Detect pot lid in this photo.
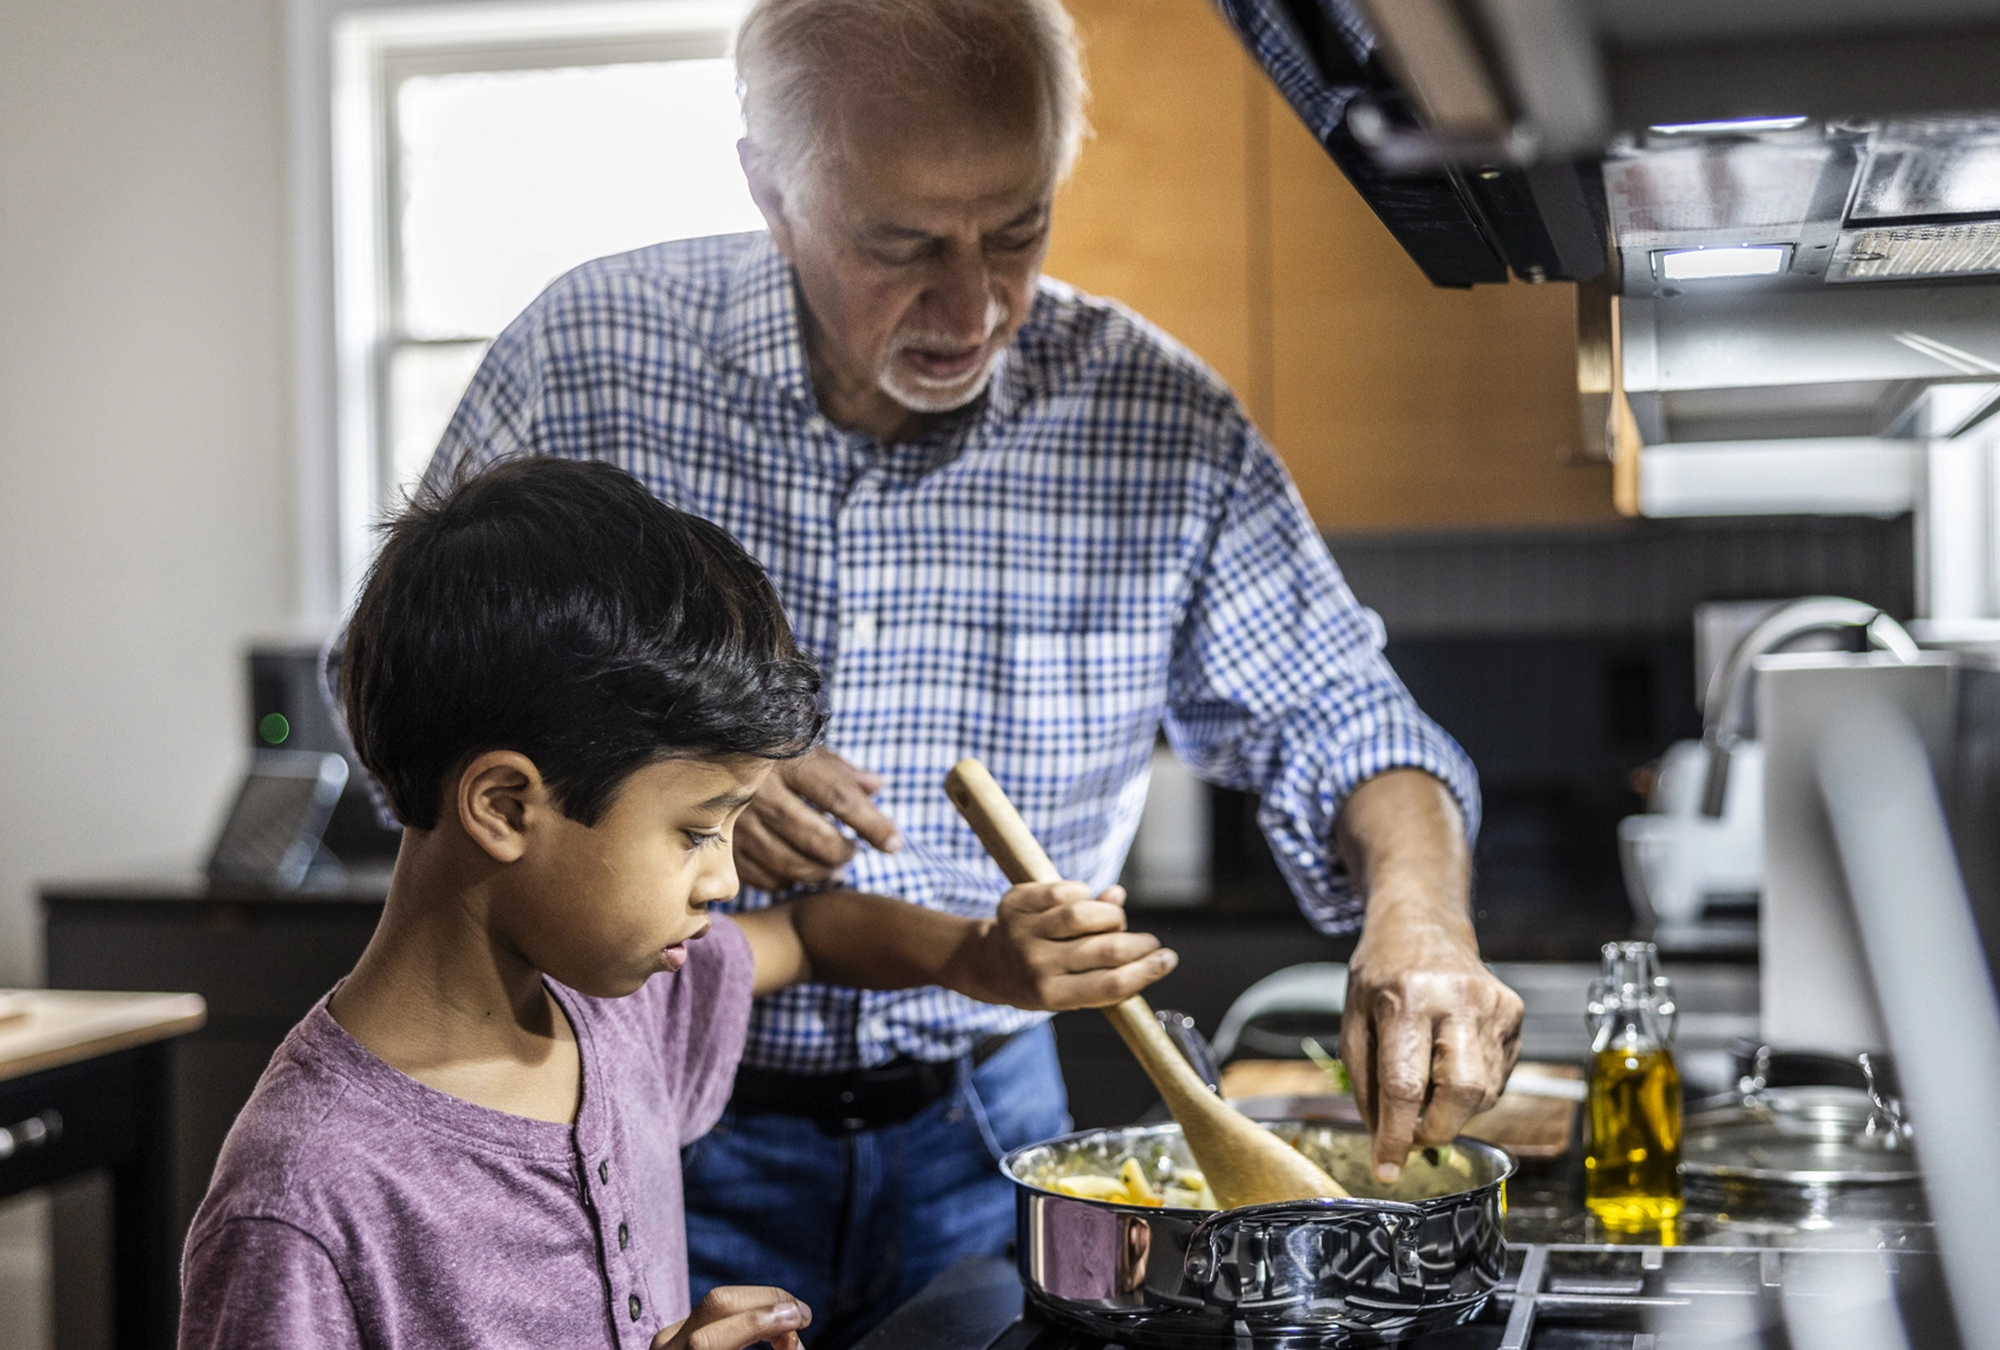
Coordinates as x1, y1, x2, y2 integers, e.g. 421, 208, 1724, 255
1683, 1086, 1922, 1186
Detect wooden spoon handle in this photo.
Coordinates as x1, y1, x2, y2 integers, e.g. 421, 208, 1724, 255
943, 758, 1350, 1206
946, 758, 1173, 1073
943, 758, 1062, 885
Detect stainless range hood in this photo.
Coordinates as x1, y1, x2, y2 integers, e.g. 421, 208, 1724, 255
1215, 0, 2000, 543
1213, 0, 2000, 293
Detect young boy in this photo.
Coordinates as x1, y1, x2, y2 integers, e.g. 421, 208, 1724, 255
179, 458, 1175, 1350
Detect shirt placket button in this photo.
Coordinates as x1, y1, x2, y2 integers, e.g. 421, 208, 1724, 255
629, 1293, 642, 1322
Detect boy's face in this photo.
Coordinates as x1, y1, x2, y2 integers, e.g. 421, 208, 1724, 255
498, 755, 774, 998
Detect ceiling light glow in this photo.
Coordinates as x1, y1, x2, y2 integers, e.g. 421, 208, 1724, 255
1649, 116, 1811, 135
1658, 246, 1790, 281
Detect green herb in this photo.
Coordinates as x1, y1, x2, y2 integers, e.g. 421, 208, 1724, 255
1300, 1037, 1352, 1093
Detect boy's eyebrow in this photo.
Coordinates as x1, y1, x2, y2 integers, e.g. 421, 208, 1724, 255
698, 787, 759, 812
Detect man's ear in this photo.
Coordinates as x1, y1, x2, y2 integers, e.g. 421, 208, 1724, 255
739, 138, 796, 259
454, 751, 543, 863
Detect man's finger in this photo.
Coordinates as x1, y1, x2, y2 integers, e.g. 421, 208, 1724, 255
1339, 1006, 1377, 1131
786, 751, 904, 853
1367, 1009, 1434, 1182
749, 777, 857, 870
734, 813, 841, 889
1413, 1019, 1496, 1146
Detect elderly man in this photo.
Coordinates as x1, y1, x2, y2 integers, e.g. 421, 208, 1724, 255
422, 0, 1523, 1342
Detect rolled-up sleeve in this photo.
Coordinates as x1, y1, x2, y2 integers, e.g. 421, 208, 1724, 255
1164, 422, 1479, 935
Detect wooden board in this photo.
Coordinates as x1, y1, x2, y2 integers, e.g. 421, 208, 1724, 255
0, 989, 207, 1082
1219, 1059, 1583, 1159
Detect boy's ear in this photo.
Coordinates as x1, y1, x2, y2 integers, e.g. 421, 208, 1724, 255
455, 751, 544, 863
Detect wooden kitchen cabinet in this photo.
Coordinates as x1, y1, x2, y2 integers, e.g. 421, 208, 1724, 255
1043, 0, 1616, 530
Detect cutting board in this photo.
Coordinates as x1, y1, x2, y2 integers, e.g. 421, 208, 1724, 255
1218, 1059, 1584, 1159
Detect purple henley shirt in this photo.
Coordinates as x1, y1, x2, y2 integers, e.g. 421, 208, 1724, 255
179, 915, 754, 1350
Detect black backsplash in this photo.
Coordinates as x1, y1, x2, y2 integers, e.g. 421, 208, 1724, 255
1184, 514, 1918, 963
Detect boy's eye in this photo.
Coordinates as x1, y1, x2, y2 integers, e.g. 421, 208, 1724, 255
684, 829, 726, 851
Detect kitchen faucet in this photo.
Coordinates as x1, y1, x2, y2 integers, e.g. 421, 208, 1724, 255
1699, 596, 1919, 818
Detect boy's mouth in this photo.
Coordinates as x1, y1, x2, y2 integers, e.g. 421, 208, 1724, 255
658, 920, 712, 972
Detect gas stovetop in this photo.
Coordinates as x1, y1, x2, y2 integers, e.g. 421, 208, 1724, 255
856, 1246, 1961, 1350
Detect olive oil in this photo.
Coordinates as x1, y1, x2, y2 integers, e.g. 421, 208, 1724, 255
1585, 1042, 1683, 1228
1583, 942, 1683, 1232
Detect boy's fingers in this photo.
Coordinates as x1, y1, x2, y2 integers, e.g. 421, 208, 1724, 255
1000, 880, 1093, 917
1021, 895, 1130, 939
674, 1288, 811, 1350
1048, 930, 1161, 972
684, 1305, 808, 1350
1040, 948, 1179, 1008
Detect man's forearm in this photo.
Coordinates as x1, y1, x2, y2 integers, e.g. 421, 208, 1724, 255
1334, 767, 1523, 1179
1334, 768, 1472, 931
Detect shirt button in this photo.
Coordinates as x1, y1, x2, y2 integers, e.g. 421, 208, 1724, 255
598, 1160, 610, 1184
618, 1223, 630, 1251
849, 613, 877, 646
629, 1293, 642, 1321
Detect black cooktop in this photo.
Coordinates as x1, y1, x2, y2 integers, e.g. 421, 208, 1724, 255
854, 1246, 1962, 1350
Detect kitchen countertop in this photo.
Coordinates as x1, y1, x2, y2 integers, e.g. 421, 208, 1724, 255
0, 989, 207, 1081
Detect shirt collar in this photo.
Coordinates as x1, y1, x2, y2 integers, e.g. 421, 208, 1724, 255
715, 232, 817, 410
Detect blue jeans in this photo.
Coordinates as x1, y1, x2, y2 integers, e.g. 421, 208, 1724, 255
683, 1024, 1069, 1350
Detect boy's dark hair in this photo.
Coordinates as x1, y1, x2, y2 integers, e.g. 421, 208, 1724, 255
342, 457, 824, 830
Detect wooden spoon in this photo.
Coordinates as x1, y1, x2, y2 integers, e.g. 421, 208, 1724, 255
944, 758, 1349, 1207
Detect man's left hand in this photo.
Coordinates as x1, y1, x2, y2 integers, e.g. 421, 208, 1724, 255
1333, 769, 1524, 1182
1339, 894, 1522, 1182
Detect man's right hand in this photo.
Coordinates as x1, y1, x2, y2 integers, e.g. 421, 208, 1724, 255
734, 748, 905, 892
650, 1287, 811, 1350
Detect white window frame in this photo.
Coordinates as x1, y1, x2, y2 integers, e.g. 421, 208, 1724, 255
288, 0, 748, 624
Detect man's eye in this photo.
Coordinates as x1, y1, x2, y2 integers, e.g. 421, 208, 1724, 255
870, 241, 934, 266
988, 231, 1044, 254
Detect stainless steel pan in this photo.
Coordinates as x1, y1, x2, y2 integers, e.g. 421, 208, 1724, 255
1003, 1120, 1513, 1347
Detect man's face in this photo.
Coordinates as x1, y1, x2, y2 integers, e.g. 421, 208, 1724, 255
500, 755, 772, 998
748, 91, 1054, 436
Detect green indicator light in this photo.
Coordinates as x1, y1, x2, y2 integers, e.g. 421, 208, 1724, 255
259, 712, 291, 745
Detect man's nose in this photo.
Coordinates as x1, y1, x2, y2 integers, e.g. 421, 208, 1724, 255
927, 249, 996, 342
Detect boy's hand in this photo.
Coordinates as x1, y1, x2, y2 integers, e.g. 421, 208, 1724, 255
651, 1287, 811, 1350
951, 881, 1178, 1010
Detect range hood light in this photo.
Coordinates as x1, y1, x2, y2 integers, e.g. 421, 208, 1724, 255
1657, 246, 1791, 281
1648, 116, 1811, 136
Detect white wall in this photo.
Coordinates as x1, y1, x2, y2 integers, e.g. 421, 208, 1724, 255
0, 0, 294, 987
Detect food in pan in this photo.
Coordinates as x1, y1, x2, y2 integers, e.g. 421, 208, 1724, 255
1052, 1158, 1218, 1209
1022, 1124, 1486, 1210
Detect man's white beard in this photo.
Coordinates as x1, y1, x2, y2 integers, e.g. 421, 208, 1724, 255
876, 297, 1011, 413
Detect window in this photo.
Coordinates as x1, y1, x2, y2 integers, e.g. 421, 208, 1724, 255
328, 1, 757, 599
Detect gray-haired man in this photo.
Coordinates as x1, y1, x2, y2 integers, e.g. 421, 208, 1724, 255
423, 0, 1524, 1342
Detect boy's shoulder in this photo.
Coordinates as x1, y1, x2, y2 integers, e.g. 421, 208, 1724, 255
183, 1002, 447, 1247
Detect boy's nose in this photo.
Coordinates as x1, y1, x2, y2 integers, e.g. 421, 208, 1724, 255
694, 853, 741, 904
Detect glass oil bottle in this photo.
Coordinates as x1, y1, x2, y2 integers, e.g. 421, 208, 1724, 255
1584, 941, 1683, 1230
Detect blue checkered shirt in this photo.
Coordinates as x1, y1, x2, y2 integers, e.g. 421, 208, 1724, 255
425, 231, 1478, 1073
